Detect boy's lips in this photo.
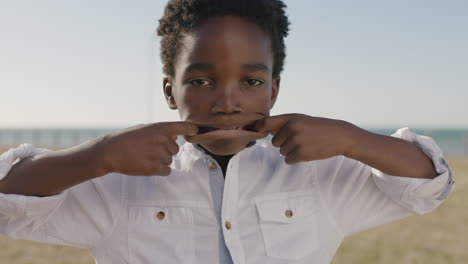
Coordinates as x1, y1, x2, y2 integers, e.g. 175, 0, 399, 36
184, 129, 267, 143
196, 123, 257, 134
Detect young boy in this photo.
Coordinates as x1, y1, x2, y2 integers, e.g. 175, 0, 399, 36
0, 0, 454, 263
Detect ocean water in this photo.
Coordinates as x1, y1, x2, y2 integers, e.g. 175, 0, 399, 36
370, 128, 468, 156
0, 128, 118, 149
0, 128, 467, 156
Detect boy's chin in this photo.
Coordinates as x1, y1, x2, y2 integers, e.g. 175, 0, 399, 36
201, 140, 250, 156
198, 138, 254, 155
184, 131, 268, 155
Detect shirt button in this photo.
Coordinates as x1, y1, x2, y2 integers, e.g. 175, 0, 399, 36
225, 221, 232, 230
285, 209, 293, 218
156, 211, 165, 220
208, 161, 217, 170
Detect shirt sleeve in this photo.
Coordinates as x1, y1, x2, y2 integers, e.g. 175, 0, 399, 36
0, 143, 124, 250
315, 128, 454, 237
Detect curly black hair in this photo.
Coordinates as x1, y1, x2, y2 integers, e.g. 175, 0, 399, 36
157, 0, 290, 78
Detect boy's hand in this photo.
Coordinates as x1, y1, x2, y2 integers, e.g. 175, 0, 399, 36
254, 114, 356, 164
97, 122, 198, 176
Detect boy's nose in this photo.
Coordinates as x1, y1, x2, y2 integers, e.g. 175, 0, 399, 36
212, 87, 242, 114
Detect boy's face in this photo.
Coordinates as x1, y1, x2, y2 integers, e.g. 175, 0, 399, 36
164, 16, 280, 155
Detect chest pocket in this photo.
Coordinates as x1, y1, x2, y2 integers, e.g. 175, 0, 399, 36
128, 206, 195, 264
255, 194, 318, 260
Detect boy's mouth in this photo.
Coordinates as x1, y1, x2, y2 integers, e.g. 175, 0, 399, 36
184, 122, 266, 144
197, 123, 257, 134
183, 112, 268, 144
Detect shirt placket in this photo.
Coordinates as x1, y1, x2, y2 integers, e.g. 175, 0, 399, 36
205, 157, 234, 264
220, 154, 246, 264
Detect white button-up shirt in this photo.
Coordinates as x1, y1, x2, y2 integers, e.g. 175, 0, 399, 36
0, 128, 454, 264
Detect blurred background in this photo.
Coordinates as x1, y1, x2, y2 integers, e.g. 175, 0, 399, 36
0, 0, 466, 263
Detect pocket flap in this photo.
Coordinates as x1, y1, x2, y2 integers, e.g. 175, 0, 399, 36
256, 196, 316, 224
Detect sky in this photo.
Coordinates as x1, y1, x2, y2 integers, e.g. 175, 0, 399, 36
0, 0, 467, 129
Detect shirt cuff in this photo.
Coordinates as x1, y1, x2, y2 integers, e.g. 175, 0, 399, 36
371, 127, 454, 214
0, 143, 51, 181
0, 144, 68, 217
0, 191, 68, 218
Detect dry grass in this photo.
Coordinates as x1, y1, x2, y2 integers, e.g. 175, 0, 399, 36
0, 146, 466, 264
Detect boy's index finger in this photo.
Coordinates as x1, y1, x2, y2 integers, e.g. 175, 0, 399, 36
254, 115, 290, 133
162, 121, 199, 136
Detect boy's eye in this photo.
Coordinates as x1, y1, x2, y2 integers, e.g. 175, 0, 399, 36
188, 79, 211, 86
244, 79, 264, 86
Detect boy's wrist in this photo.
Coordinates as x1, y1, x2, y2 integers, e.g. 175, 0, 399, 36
341, 122, 366, 160
88, 135, 113, 178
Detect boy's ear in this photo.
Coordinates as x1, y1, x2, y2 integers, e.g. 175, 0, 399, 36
163, 77, 177, 110
270, 77, 280, 109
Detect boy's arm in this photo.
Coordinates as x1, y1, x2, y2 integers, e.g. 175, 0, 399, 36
0, 139, 121, 248
0, 137, 107, 197
0, 121, 198, 197
254, 114, 439, 179
254, 114, 454, 236
343, 125, 438, 179
315, 126, 453, 236
0, 122, 197, 248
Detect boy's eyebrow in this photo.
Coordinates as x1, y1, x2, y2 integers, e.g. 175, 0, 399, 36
184, 63, 214, 74
183, 63, 270, 74
241, 63, 270, 73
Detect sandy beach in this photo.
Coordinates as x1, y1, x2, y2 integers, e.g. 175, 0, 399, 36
0, 146, 466, 264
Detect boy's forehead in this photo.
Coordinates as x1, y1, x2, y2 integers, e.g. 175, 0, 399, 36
175, 16, 274, 74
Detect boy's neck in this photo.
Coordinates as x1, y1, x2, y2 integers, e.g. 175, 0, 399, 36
197, 145, 233, 177
196, 141, 256, 177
